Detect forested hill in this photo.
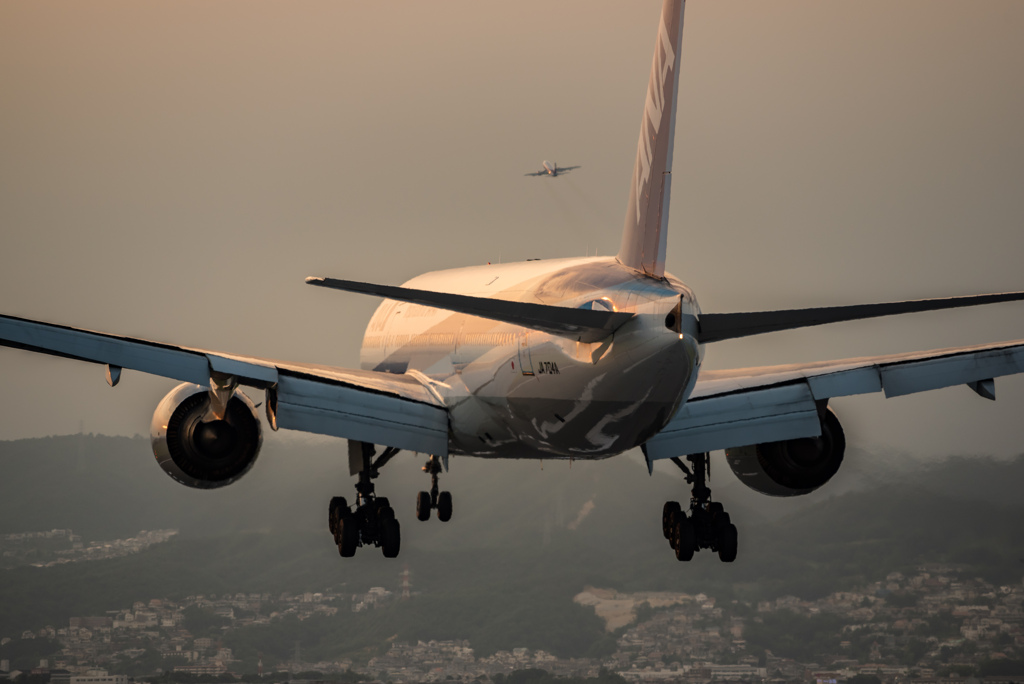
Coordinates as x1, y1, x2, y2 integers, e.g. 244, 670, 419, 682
3, 433, 1023, 540
0, 434, 1022, 639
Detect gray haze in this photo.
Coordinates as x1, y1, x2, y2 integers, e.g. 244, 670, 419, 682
2, 1, 1024, 459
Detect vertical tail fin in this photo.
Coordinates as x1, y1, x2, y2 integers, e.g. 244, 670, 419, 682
617, 0, 686, 278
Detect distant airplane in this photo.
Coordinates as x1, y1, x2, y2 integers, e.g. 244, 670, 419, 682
524, 160, 580, 177
4, 0, 1024, 564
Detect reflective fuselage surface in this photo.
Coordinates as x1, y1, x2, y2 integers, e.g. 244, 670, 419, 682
360, 257, 703, 459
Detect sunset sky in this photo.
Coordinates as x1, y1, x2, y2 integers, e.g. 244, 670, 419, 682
2, 0, 1024, 458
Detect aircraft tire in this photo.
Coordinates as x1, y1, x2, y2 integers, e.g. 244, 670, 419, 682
381, 518, 401, 558
718, 523, 738, 563
437, 491, 453, 522
662, 501, 681, 539
329, 496, 348, 536
714, 510, 731, 534
338, 515, 358, 558
674, 518, 696, 561
668, 510, 686, 550
416, 491, 432, 521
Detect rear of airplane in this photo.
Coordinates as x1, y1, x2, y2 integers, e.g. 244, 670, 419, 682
617, 0, 686, 279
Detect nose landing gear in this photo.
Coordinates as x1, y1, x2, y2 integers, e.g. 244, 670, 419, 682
416, 454, 453, 522
327, 441, 402, 558
662, 453, 738, 563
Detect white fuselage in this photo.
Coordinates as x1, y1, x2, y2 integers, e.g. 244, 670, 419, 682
360, 256, 703, 460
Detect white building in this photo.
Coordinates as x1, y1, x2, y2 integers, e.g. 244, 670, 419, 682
70, 675, 128, 684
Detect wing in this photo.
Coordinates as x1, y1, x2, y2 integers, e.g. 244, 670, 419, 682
643, 338, 1024, 462
557, 166, 581, 174
0, 313, 449, 455
524, 170, 548, 177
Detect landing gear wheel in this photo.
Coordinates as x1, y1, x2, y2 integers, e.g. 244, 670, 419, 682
668, 509, 685, 550
381, 518, 401, 558
717, 523, 738, 563
714, 511, 731, 537
329, 496, 348, 537
416, 491, 432, 521
375, 498, 393, 522
334, 442, 403, 559
337, 515, 358, 558
673, 517, 696, 561
663, 454, 741, 562
437, 491, 453, 522
662, 501, 681, 539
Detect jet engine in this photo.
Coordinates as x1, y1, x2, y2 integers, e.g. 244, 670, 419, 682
150, 382, 263, 489
725, 407, 845, 497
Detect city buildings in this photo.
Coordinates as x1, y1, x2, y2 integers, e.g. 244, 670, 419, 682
1, 566, 1021, 683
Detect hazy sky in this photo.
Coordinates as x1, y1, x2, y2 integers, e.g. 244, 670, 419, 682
2, 1, 1024, 459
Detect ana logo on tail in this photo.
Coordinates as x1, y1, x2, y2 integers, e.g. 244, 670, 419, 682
619, 0, 685, 278
634, 14, 678, 222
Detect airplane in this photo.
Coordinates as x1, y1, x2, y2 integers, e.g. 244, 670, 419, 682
4, 0, 1024, 563
524, 160, 580, 177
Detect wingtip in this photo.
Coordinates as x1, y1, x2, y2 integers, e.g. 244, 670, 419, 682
305, 276, 324, 285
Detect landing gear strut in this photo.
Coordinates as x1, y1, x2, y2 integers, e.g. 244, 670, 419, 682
327, 441, 402, 558
662, 453, 738, 563
416, 455, 453, 522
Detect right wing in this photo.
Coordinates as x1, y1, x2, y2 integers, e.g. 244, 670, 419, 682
643, 338, 1024, 462
0, 313, 449, 455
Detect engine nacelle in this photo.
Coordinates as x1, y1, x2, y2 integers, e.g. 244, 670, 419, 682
725, 407, 846, 497
150, 382, 263, 489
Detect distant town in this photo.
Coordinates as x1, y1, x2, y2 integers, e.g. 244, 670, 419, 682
0, 530, 178, 569
1, 545, 1022, 684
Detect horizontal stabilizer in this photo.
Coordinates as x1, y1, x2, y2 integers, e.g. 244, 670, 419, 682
305, 276, 634, 343
698, 291, 1024, 343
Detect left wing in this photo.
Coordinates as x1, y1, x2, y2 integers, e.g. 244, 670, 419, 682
643, 338, 1024, 461
0, 313, 449, 455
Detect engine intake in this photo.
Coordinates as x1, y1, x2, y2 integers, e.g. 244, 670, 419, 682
151, 383, 263, 489
725, 407, 845, 497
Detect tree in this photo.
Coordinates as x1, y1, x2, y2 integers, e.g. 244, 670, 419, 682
847, 675, 882, 684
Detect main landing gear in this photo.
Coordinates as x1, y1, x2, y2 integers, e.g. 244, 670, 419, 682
416, 454, 453, 522
328, 441, 402, 558
662, 453, 738, 563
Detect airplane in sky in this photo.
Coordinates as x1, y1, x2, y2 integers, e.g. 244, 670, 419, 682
524, 160, 580, 177
4, 0, 1024, 563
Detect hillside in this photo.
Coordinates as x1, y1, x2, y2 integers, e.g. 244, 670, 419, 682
1, 435, 1023, 650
